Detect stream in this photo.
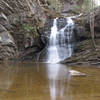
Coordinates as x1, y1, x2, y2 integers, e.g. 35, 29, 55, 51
0, 62, 100, 100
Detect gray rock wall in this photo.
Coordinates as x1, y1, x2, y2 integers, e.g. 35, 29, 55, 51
0, 25, 17, 60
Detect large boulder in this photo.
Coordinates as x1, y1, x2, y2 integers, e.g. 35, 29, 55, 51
0, 25, 18, 60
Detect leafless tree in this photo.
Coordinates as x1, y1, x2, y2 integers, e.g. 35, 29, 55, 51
90, 0, 96, 48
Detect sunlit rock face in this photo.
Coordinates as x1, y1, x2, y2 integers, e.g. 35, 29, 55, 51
0, 25, 17, 60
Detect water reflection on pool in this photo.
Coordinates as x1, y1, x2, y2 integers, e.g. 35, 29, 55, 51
47, 64, 71, 100
0, 62, 100, 100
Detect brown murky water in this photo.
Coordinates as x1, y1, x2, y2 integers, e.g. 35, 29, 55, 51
0, 62, 100, 100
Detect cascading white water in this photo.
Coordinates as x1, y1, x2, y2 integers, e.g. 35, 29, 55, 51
47, 18, 60, 63
47, 17, 74, 63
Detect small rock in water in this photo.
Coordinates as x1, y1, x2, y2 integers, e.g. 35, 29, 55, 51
69, 70, 86, 76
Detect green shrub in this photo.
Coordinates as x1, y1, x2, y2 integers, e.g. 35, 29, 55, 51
24, 24, 39, 38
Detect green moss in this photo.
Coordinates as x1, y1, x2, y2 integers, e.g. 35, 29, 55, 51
24, 24, 39, 38
33, 26, 39, 38
24, 24, 34, 32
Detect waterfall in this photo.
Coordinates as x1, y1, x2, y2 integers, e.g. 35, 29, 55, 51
47, 18, 60, 63
47, 17, 74, 63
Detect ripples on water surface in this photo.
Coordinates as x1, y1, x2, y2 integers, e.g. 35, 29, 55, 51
0, 62, 100, 100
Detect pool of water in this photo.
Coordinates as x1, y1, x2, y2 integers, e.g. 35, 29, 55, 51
0, 62, 100, 100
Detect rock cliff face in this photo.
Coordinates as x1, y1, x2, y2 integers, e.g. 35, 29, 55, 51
0, 0, 100, 62
0, 25, 17, 60
63, 7, 100, 64
0, 0, 47, 60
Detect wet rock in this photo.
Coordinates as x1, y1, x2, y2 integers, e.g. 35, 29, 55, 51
19, 46, 40, 61
74, 25, 89, 41
40, 18, 53, 45
70, 70, 86, 76
94, 7, 100, 32
0, 25, 18, 60
57, 18, 67, 30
